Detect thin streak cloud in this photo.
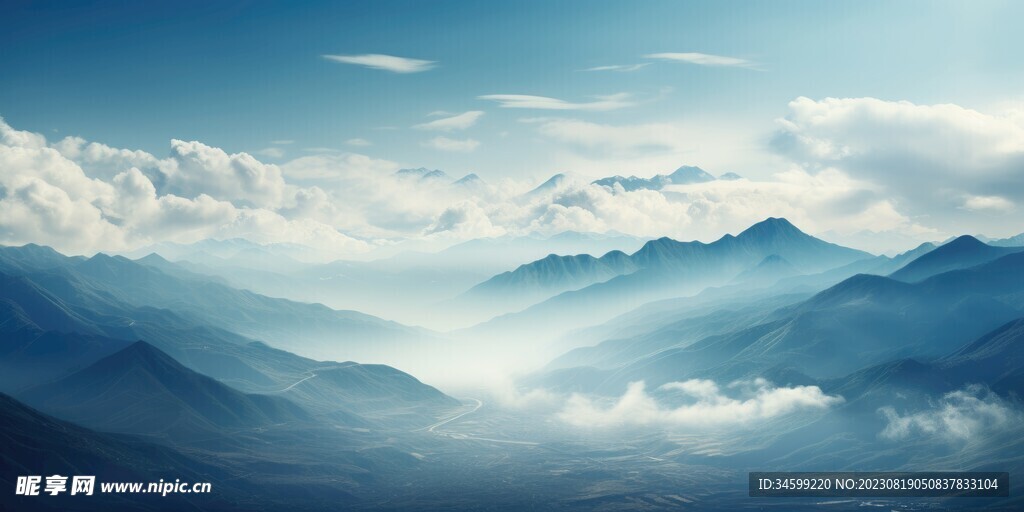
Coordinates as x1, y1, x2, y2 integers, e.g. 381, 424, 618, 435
645, 52, 754, 68
414, 111, 485, 131
322, 53, 436, 73
478, 93, 634, 111
582, 63, 651, 72
422, 136, 480, 152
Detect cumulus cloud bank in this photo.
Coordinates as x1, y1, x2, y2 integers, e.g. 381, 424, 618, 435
0, 117, 369, 255
558, 379, 842, 429
5, 95, 1015, 257
879, 385, 1022, 443
773, 97, 1024, 216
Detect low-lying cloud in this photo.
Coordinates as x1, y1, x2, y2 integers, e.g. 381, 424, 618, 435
558, 379, 843, 429
879, 385, 1021, 443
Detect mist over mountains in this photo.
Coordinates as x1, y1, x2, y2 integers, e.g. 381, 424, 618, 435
6, 1, 1024, 509
4, 217, 1024, 511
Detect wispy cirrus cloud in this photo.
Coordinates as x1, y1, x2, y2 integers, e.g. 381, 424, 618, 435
582, 63, 651, 72
322, 53, 436, 73
255, 147, 285, 158
524, 117, 686, 154
478, 93, 634, 111
345, 138, 371, 147
414, 111, 485, 131
422, 136, 480, 152
645, 52, 755, 68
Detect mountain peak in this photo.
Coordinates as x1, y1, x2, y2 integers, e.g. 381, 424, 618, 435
529, 173, 568, 194
889, 234, 1018, 282
137, 252, 171, 265
454, 173, 483, 185
667, 166, 715, 184
105, 340, 183, 372
395, 167, 450, 181
943, 234, 987, 249
737, 217, 803, 240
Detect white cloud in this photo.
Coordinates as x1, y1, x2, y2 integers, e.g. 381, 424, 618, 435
582, 63, 650, 72
0, 116, 47, 149
282, 153, 398, 181
961, 194, 1014, 212
345, 138, 371, 147
558, 379, 842, 429
424, 200, 505, 238
7, 98, 1009, 257
255, 147, 285, 158
322, 53, 436, 73
0, 177, 125, 254
270, 139, 294, 145
645, 52, 755, 68
772, 97, 1024, 235
422, 136, 480, 153
528, 118, 686, 154
478, 93, 634, 111
879, 385, 1021, 443
51, 136, 161, 180
0, 117, 373, 256
163, 139, 288, 208
414, 111, 485, 131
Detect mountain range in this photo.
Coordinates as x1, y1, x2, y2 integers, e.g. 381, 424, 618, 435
531, 240, 1024, 395
0, 244, 459, 430
591, 165, 721, 191
0, 245, 437, 364
463, 217, 872, 340
20, 341, 313, 442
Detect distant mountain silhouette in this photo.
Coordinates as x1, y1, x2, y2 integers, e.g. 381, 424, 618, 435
667, 165, 716, 184
466, 217, 872, 336
0, 244, 436, 363
0, 246, 460, 430
890, 235, 1022, 282
457, 251, 640, 313
528, 173, 569, 194
591, 165, 716, 191
550, 250, 1024, 393
731, 254, 800, 285
453, 173, 485, 187
395, 167, 450, 181
990, 231, 1024, 247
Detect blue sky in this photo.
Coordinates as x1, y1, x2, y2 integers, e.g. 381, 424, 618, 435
2, 0, 1021, 180
1, 1, 1023, 256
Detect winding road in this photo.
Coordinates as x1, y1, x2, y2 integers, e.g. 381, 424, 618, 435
418, 398, 539, 446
